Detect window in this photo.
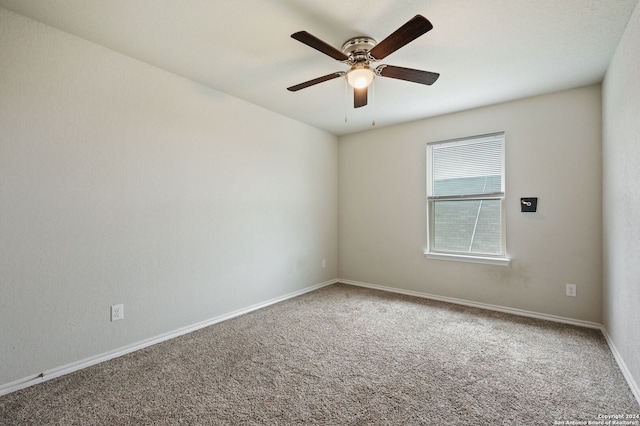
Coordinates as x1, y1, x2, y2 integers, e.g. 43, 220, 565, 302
426, 132, 508, 265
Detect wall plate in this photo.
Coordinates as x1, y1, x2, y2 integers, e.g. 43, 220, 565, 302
521, 197, 538, 212
110, 304, 124, 322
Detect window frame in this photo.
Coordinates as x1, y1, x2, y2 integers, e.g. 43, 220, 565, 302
425, 132, 509, 266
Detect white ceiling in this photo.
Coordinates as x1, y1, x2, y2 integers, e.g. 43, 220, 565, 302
1, 0, 637, 136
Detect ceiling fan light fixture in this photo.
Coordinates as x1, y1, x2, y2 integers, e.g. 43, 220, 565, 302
346, 65, 375, 89
288, 15, 438, 109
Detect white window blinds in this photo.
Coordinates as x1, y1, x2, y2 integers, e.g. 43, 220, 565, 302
428, 133, 504, 200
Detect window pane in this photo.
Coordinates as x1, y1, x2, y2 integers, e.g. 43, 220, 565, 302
433, 199, 502, 255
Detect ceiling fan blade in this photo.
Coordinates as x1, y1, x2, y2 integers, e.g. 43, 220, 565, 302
354, 87, 368, 108
287, 72, 344, 92
291, 31, 349, 61
368, 15, 433, 60
376, 65, 439, 85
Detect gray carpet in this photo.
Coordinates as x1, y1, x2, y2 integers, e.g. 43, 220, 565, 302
1, 283, 638, 425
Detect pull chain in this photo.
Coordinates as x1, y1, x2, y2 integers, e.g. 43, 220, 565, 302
371, 80, 376, 127
344, 78, 349, 123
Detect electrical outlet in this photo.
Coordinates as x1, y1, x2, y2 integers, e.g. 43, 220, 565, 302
322, 259, 326, 268
566, 284, 577, 297
110, 304, 124, 322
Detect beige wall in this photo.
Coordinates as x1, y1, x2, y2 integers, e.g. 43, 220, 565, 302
0, 8, 338, 386
602, 0, 640, 400
339, 85, 603, 323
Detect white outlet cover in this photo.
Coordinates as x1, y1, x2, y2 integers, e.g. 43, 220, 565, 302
566, 284, 577, 297
110, 304, 124, 321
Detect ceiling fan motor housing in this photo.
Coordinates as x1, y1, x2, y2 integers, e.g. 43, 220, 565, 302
341, 37, 377, 64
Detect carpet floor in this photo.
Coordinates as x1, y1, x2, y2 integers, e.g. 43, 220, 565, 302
1, 283, 638, 425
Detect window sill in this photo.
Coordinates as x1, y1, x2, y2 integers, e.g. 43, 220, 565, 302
424, 252, 511, 267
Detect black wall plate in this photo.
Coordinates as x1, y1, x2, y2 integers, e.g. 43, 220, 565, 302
521, 197, 538, 212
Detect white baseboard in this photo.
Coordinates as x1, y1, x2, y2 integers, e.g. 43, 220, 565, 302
339, 279, 601, 329
4, 278, 638, 408
339, 279, 640, 406
600, 328, 640, 406
0, 279, 338, 397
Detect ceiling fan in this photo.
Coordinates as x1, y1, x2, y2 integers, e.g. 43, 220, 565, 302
287, 15, 439, 109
